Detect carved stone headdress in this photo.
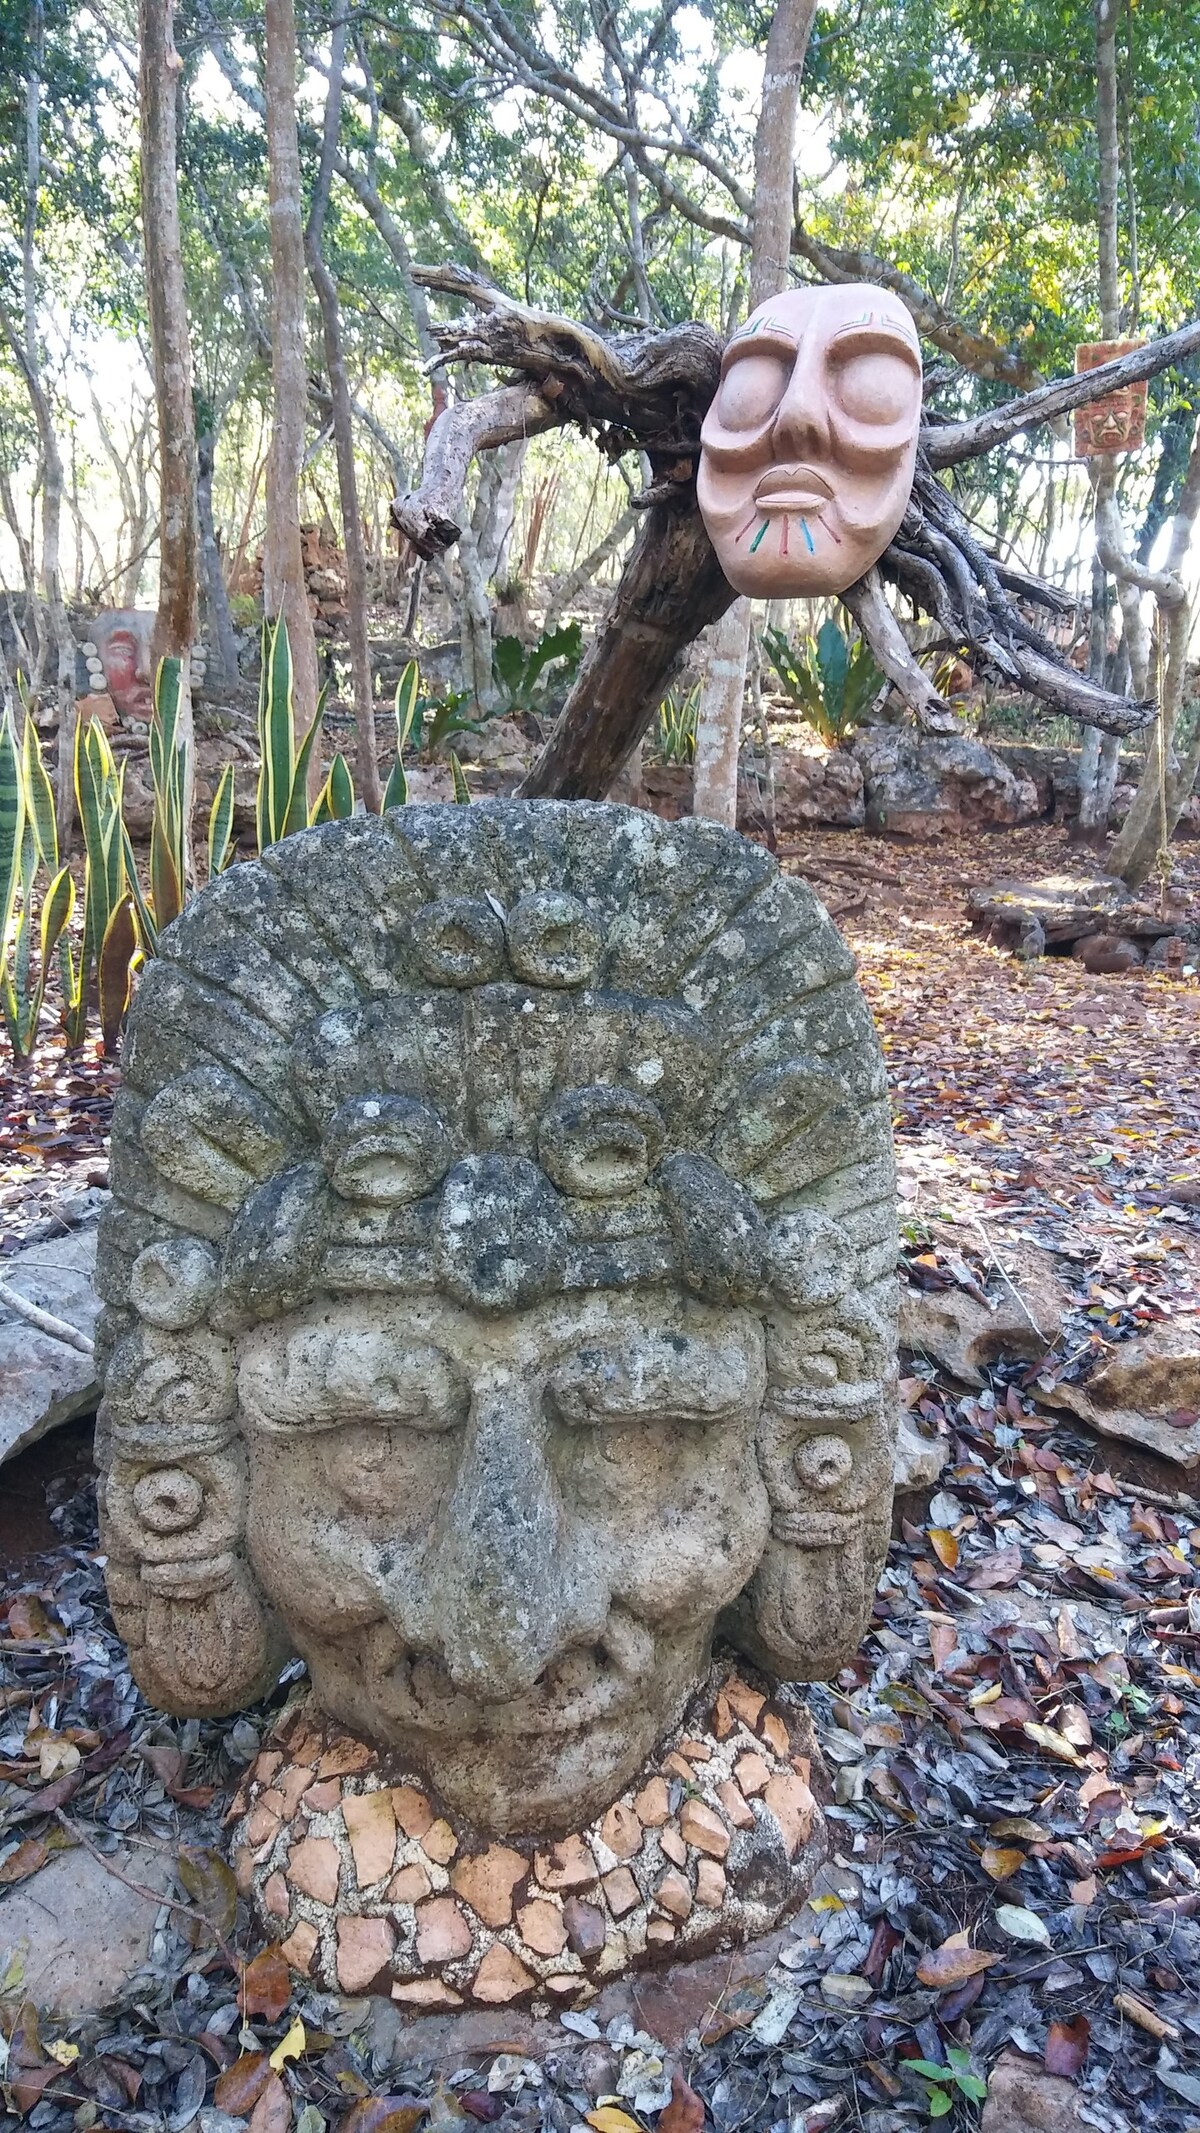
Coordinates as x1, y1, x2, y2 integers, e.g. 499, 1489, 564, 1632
96, 802, 897, 1730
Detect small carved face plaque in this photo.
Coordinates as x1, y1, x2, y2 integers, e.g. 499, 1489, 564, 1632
698, 283, 922, 597
238, 1290, 771, 1831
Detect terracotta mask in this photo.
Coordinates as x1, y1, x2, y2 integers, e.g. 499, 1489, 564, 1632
698, 283, 923, 597
95, 804, 897, 1836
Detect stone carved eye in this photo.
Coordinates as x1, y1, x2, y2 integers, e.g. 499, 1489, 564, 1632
132, 1466, 205, 1533
130, 1237, 220, 1330
409, 897, 505, 986
538, 1086, 665, 1198
793, 1434, 854, 1493
322, 1094, 453, 1204
506, 891, 602, 988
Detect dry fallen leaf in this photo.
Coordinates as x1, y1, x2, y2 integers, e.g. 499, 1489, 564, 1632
995, 1903, 1051, 1946
1045, 2014, 1090, 2075
585, 2111, 644, 2133
1022, 1721, 1083, 1765
928, 1527, 959, 1570
656, 2072, 705, 2133
269, 2018, 305, 2074
214, 2054, 273, 2116
339, 2101, 426, 2133
915, 1938, 1000, 1989
980, 1845, 1025, 1881
248, 2070, 291, 2133
241, 1946, 292, 2023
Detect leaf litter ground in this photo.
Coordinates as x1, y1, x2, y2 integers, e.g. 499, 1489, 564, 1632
1, 821, 1199, 2133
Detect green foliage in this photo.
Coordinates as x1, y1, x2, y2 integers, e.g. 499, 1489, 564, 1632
148, 657, 188, 931
256, 621, 326, 848
0, 710, 73, 1062
908, 2048, 988, 2119
382, 661, 421, 808
311, 751, 355, 824
763, 619, 883, 743
491, 621, 582, 714
71, 716, 138, 1056
448, 751, 471, 804
653, 683, 700, 765
207, 763, 237, 877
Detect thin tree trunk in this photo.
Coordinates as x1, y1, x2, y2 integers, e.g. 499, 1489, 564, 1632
1076, 0, 1126, 839
263, 0, 320, 755
196, 417, 240, 691
692, 0, 819, 823
305, 11, 381, 810
139, 0, 197, 866
544, 506, 636, 629
4, 8, 74, 842
1109, 421, 1200, 885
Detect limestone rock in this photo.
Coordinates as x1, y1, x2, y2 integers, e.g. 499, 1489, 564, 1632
415, 1896, 473, 1963
0, 1223, 101, 1465
471, 1943, 537, 2003
1039, 1318, 1200, 1468
0, 1842, 174, 2016
343, 1789, 398, 1886
900, 1242, 1070, 1385
980, 2050, 1092, 2132
854, 727, 1039, 838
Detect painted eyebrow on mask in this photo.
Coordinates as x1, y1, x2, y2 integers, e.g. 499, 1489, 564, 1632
719, 326, 798, 372
827, 321, 921, 365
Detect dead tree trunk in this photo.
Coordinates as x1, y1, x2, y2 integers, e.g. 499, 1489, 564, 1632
139, 0, 197, 864
391, 272, 1191, 801
263, 0, 320, 754
305, 11, 381, 811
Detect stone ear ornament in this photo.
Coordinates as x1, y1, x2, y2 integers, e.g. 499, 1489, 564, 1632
697, 282, 923, 598
96, 802, 898, 1832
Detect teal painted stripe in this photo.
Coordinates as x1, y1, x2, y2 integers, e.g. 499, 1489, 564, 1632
749, 518, 770, 553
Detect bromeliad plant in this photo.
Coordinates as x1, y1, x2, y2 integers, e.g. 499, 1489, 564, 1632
491, 620, 582, 716
763, 616, 884, 743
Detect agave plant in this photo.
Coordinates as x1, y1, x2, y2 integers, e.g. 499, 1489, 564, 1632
0, 709, 75, 1063
654, 683, 700, 765
382, 660, 420, 809
256, 618, 326, 849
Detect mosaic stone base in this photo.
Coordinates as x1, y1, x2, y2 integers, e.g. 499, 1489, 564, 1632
229, 1663, 827, 2009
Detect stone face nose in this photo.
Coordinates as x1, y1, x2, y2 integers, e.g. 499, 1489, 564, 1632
422, 1375, 602, 1700
771, 355, 832, 461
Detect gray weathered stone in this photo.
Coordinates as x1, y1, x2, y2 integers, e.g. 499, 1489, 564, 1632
0, 1841, 175, 2017
0, 1225, 101, 1465
97, 802, 897, 1838
854, 727, 1039, 837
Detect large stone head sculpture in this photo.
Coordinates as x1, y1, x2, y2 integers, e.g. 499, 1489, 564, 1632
698, 283, 922, 597
96, 804, 896, 1836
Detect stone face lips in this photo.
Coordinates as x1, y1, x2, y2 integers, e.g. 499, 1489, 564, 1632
240, 1671, 827, 2003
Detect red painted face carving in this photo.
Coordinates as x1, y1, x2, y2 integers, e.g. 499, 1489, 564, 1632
698, 283, 923, 597
103, 629, 154, 719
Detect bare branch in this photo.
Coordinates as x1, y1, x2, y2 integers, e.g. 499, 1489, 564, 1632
840, 569, 959, 733
391, 384, 561, 555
